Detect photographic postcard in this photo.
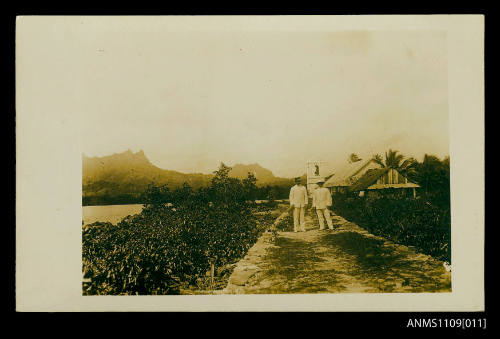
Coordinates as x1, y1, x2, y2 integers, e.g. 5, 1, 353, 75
16, 15, 484, 311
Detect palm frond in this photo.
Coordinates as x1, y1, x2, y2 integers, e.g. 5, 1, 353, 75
400, 157, 416, 170
372, 154, 385, 167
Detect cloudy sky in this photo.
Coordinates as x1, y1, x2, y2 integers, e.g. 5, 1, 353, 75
78, 26, 449, 177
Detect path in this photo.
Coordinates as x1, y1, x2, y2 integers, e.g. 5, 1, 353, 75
223, 210, 451, 294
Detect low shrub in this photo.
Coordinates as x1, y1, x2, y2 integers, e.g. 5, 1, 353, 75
332, 193, 451, 262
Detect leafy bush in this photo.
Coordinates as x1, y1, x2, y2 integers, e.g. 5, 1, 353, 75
82, 163, 271, 295
332, 193, 451, 262
274, 211, 294, 232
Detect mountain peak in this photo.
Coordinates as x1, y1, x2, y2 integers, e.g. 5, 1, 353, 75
83, 149, 153, 176
229, 163, 276, 182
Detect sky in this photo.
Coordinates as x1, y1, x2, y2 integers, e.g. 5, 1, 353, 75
79, 27, 449, 178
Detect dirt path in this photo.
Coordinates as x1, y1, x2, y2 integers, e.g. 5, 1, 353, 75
223, 210, 451, 294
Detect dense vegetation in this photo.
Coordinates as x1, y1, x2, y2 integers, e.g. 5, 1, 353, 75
82, 163, 278, 295
332, 194, 450, 262
332, 152, 451, 262
82, 193, 143, 206
82, 183, 291, 206
406, 154, 450, 209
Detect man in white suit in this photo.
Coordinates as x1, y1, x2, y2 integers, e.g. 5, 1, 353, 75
289, 177, 308, 232
312, 179, 334, 230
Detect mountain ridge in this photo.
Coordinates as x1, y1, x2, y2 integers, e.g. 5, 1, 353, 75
83, 150, 295, 202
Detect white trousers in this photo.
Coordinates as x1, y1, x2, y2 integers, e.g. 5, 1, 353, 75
316, 208, 333, 230
293, 206, 306, 232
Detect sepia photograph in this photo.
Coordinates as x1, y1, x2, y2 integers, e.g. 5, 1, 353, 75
16, 15, 484, 311
81, 28, 451, 295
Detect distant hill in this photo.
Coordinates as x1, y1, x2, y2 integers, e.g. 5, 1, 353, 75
228, 163, 294, 186
82, 150, 213, 201
82, 150, 295, 205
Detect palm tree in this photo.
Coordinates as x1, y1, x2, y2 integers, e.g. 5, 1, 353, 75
348, 153, 362, 163
372, 149, 416, 176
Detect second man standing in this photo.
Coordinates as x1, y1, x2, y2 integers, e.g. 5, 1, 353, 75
312, 179, 334, 230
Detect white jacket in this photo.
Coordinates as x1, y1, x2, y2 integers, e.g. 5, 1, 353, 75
289, 185, 308, 207
312, 187, 332, 209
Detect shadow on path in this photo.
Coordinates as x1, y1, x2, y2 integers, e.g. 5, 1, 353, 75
224, 212, 451, 294
258, 237, 344, 293
320, 232, 451, 292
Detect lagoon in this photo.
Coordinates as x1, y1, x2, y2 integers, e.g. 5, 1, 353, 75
82, 204, 144, 226
82, 200, 290, 226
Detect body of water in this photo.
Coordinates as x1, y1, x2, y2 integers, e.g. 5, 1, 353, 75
82, 200, 290, 226
82, 204, 144, 226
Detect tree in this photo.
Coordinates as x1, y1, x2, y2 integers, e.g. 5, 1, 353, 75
408, 154, 450, 206
372, 154, 383, 165
242, 172, 258, 202
210, 163, 247, 208
372, 149, 416, 176
170, 182, 194, 205
141, 183, 170, 208
211, 162, 232, 186
348, 153, 362, 163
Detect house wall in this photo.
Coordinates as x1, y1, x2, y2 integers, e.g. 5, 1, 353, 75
329, 186, 348, 195
377, 169, 408, 185
366, 187, 417, 198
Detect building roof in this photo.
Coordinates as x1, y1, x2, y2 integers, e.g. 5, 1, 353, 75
349, 168, 388, 192
324, 158, 381, 188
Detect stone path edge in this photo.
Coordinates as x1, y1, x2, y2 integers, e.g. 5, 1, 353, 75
222, 208, 291, 294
